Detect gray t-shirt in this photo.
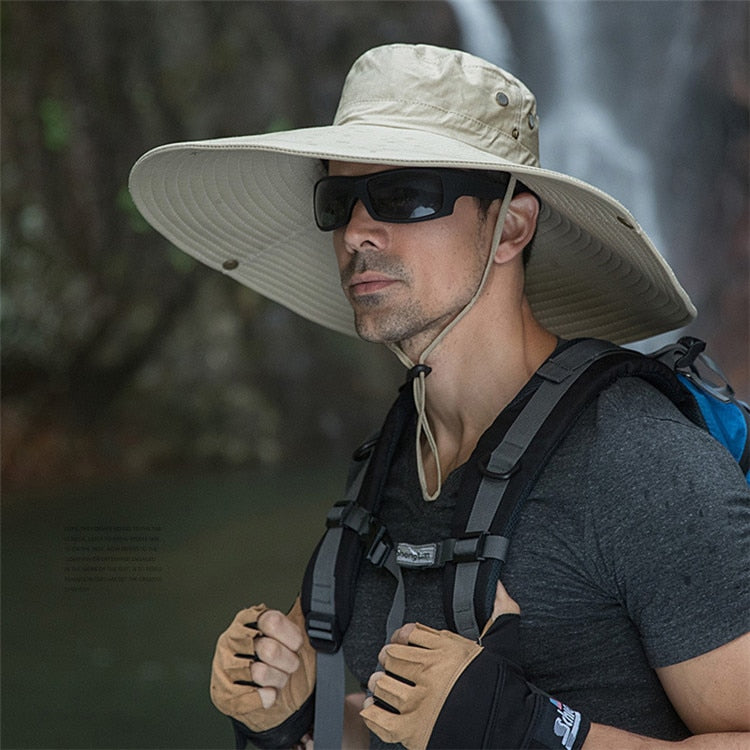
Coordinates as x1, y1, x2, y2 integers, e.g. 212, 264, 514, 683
342, 377, 750, 745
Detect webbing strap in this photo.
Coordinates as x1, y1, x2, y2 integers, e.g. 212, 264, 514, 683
307, 527, 343, 645
313, 650, 345, 750
308, 456, 371, 744
452, 561, 482, 638
310, 477, 406, 748
467, 341, 615, 532
382, 550, 406, 642
454, 339, 618, 638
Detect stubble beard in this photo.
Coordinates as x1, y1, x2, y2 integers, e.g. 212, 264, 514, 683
353, 294, 433, 346
342, 223, 490, 350
344, 260, 478, 351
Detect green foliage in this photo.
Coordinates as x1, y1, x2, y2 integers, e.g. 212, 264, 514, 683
116, 186, 151, 234
38, 96, 72, 152
167, 246, 198, 274
266, 115, 295, 133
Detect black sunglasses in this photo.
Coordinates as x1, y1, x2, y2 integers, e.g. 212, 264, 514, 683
313, 167, 511, 231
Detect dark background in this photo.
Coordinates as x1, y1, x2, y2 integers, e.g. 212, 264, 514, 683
1, 2, 747, 748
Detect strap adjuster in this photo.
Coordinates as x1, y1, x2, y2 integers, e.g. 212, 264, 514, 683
326, 503, 373, 536
453, 533, 488, 563
306, 612, 337, 644
366, 525, 392, 568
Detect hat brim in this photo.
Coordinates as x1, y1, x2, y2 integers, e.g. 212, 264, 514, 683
129, 124, 696, 344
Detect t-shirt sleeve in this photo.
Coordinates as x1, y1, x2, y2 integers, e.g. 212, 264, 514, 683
587, 379, 750, 669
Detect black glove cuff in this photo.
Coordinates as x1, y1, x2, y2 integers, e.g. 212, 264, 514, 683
429, 646, 590, 750
230, 693, 314, 749
527, 692, 590, 750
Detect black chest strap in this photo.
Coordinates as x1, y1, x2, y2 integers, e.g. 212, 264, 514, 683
448, 338, 620, 638
446, 339, 694, 639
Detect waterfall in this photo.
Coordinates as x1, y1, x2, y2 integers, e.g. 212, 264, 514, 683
447, 0, 517, 70
538, 1, 663, 250
449, 0, 665, 250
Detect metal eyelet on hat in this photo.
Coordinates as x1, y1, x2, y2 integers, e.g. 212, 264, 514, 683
495, 91, 509, 107
528, 113, 536, 130
222, 259, 239, 270
512, 127, 520, 139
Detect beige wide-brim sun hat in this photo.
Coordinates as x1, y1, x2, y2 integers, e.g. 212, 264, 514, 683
129, 44, 695, 345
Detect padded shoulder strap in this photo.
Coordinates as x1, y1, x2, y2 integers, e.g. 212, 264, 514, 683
446, 339, 690, 639
301, 385, 412, 652
299, 385, 413, 750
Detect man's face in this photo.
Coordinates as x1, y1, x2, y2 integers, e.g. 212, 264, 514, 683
328, 161, 495, 353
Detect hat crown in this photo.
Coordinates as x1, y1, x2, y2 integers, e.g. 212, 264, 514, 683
334, 44, 540, 167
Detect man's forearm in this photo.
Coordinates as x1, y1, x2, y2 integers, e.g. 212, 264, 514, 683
585, 723, 750, 749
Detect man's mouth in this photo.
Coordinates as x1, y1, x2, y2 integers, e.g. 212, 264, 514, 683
347, 271, 397, 296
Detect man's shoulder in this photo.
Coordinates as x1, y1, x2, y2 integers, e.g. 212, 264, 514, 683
593, 374, 691, 425
537, 372, 725, 482
572, 372, 747, 488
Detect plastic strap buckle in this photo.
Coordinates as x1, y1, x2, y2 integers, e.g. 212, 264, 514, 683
453, 533, 489, 563
366, 525, 392, 568
306, 611, 337, 645
326, 503, 373, 536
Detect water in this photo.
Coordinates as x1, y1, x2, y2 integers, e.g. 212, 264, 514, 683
1, 468, 340, 749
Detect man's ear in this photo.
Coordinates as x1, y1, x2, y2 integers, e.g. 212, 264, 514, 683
494, 193, 539, 264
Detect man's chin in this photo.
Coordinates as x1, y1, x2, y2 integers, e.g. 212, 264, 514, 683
353, 316, 403, 346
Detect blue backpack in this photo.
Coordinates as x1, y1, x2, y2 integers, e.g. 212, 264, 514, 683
652, 337, 749, 479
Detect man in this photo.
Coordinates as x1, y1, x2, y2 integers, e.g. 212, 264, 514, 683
129, 45, 750, 749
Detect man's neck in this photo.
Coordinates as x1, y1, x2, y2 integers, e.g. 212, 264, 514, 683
409, 300, 557, 482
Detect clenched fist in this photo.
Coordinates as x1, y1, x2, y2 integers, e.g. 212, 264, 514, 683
210, 597, 316, 748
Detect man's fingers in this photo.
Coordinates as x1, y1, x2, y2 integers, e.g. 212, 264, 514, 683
227, 659, 291, 710
255, 685, 277, 709
250, 658, 292, 691
367, 669, 385, 693
388, 622, 417, 645
257, 609, 305, 652
366, 670, 410, 714
490, 579, 520, 620
254, 636, 301, 674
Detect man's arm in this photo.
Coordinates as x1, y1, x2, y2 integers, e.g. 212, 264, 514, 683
584, 724, 750, 749
362, 584, 750, 750
584, 631, 750, 748
656, 632, 750, 734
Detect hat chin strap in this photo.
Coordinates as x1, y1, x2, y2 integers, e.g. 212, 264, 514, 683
388, 176, 518, 501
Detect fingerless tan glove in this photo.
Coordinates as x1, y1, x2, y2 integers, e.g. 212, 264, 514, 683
361, 617, 590, 750
361, 623, 481, 749
210, 597, 316, 737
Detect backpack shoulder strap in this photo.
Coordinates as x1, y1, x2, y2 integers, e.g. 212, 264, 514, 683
301, 384, 412, 651
445, 338, 691, 639
299, 384, 413, 749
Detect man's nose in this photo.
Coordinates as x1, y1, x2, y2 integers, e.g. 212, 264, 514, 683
341, 199, 386, 251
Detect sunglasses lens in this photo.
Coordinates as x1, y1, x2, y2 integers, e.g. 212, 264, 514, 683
314, 169, 457, 230
367, 170, 444, 221
315, 179, 354, 230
